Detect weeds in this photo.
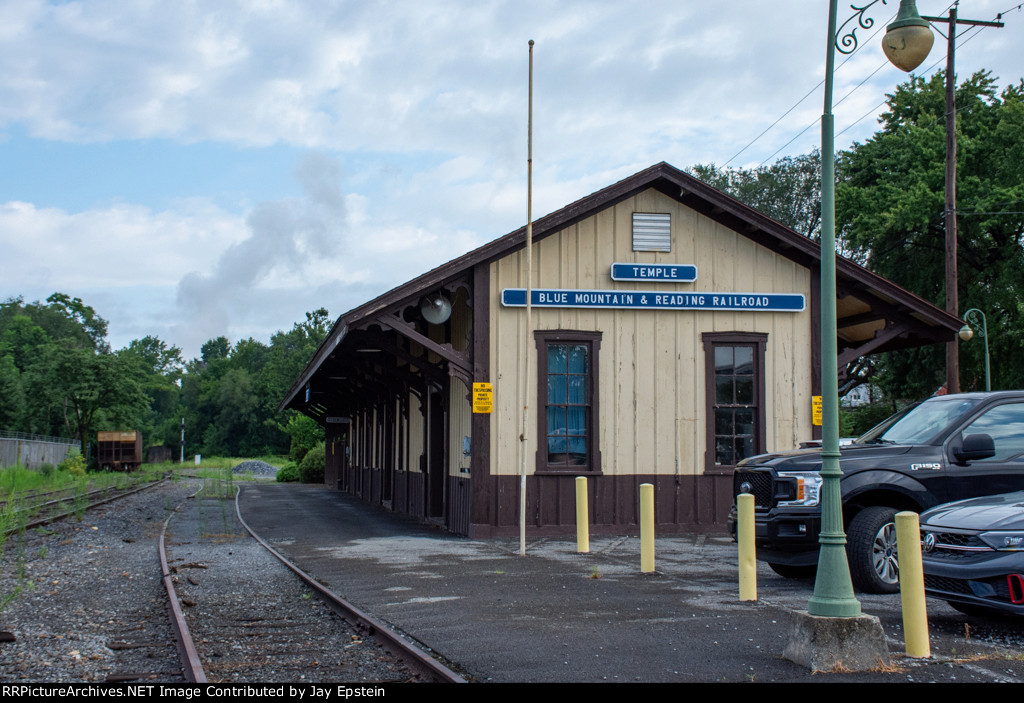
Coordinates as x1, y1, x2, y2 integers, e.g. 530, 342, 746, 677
0, 498, 30, 614
868, 658, 903, 673
72, 478, 89, 521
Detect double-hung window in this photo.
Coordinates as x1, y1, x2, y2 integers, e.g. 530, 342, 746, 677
535, 330, 602, 473
702, 332, 766, 473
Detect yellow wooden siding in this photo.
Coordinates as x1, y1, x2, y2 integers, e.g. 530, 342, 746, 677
489, 187, 811, 477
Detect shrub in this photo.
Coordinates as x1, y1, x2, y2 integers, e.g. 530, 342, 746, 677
58, 449, 87, 477
283, 414, 325, 464
37, 463, 55, 477
297, 442, 325, 484
276, 462, 300, 483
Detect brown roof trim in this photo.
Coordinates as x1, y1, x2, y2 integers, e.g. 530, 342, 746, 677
280, 161, 962, 411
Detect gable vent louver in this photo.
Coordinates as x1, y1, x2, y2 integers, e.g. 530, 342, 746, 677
632, 213, 671, 252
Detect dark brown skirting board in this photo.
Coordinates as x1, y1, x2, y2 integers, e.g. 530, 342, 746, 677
334, 465, 732, 539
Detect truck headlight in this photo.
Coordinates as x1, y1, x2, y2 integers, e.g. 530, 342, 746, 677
777, 471, 822, 507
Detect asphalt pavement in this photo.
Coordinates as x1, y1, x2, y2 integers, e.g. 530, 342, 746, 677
237, 482, 1024, 683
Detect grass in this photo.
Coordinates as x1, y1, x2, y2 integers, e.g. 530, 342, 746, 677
0, 493, 31, 615
0, 455, 272, 614
1, 462, 169, 501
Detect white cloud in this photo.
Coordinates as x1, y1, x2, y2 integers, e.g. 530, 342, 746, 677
1, 0, 1021, 359
0, 199, 247, 290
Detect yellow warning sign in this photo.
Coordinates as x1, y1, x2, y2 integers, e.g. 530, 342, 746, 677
812, 395, 822, 426
473, 382, 493, 414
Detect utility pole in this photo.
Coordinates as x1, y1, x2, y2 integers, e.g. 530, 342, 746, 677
921, 4, 1004, 393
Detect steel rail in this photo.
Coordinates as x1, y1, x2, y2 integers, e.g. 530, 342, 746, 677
160, 485, 208, 683
233, 485, 466, 683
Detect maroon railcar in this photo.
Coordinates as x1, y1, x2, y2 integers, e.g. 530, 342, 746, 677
97, 431, 142, 471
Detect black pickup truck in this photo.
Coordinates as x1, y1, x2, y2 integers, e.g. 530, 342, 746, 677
730, 391, 1024, 593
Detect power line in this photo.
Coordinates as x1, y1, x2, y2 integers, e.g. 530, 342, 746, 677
723, 8, 896, 167
725, 0, 1022, 169
754, 5, 1012, 166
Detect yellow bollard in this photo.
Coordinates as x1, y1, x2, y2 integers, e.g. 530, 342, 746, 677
896, 511, 930, 658
737, 493, 757, 601
576, 476, 590, 553
640, 483, 655, 572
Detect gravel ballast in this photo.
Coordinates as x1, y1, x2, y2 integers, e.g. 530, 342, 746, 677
0, 480, 193, 682
0, 477, 420, 683
167, 487, 418, 683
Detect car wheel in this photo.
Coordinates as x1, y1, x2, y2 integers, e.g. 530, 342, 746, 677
768, 563, 817, 579
847, 506, 900, 594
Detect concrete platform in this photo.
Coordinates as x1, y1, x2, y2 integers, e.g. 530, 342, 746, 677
238, 482, 1024, 683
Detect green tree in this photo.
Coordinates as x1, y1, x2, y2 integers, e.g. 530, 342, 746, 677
0, 314, 50, 376
118, 336, 184, 450
0, 294, 154, 445
28, 343, 148, 449
179, 309, 329, 458
837, 71, 1024, 399
201, 336, 231, 363
688, 151, 822, 239
0, 355, 26, 430
281, 413, 325, 463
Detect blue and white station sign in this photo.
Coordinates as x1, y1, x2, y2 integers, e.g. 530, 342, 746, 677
501, 288, 805, 312
610, 263, 697, 282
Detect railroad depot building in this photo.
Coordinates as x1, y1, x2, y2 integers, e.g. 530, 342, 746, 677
281, 162, 961, 537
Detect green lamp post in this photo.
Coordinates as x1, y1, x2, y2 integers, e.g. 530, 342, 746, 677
959, 309, 991, 392
808, 0, 933, 618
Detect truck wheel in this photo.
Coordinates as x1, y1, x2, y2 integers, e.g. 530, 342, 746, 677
847, 507, 900, 594
768, 563, 817, 579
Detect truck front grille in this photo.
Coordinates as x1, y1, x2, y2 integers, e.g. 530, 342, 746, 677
733, 469, 774, 509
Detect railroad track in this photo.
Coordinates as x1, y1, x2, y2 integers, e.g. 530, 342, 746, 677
160, 484, 465, 683
2, 477, 169, 536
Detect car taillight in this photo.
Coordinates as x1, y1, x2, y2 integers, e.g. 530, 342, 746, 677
1008, 574, 1024, 605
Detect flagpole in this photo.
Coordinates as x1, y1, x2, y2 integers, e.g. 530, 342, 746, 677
519, 39, 534, 556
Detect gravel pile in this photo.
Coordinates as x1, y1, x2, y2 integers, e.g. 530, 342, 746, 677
231, 461, 279, 478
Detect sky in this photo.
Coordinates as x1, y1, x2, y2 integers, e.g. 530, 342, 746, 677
1, 0, 1021, 360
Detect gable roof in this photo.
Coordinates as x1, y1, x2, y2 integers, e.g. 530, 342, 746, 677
281, 161, 962, 412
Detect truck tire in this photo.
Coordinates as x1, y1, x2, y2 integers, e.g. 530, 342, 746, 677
847, 506, 900, 594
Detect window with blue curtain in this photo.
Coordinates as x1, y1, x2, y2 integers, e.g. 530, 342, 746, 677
546, 343, 589, 466
535, 330, 601, 472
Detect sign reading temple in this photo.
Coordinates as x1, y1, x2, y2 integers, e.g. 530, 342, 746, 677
501, 288, 805, 312
610, 262, 697, 282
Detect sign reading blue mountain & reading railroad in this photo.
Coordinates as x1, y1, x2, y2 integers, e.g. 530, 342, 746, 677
501, 289, 805, 312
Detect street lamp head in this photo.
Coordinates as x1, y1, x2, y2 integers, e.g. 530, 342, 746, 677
882, 0, 934, 72
959, 324, 974, 342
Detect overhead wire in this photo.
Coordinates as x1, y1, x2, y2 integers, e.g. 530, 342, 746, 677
758, 56, 894, 165
751, 2, 1012, 164
722, 7, 897, 167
